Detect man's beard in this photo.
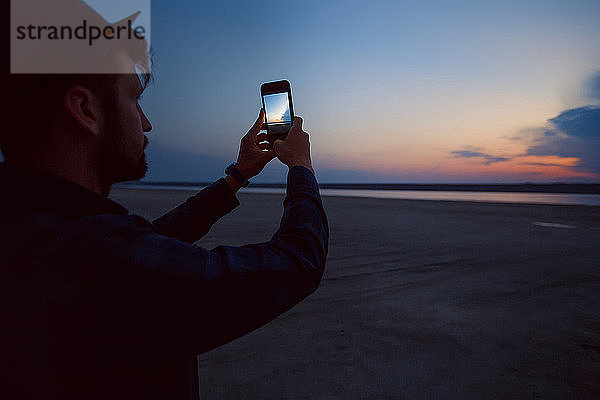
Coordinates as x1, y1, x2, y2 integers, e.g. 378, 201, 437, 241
97, 121, 148, 186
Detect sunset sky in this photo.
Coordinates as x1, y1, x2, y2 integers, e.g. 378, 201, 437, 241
6, 0, 600, 183
264, 93, 291, 124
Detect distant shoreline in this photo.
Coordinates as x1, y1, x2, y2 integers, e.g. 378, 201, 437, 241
122, 181, 600, 194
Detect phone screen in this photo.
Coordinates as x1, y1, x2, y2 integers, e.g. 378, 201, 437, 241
263, 92, 292, 135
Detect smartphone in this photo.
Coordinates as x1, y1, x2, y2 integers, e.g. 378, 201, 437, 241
260, 80, 294, 147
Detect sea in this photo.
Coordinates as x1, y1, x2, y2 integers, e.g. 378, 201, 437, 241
115, 184, 600, 206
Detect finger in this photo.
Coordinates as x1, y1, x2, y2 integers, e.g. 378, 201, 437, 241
291, 116, 303, 131
261, 149, 276, 160
257, 133, 269, 142
261, 123, 267, 131
273, 139, 285, 152
258, 142, 271, 151
245, 109, 265, 138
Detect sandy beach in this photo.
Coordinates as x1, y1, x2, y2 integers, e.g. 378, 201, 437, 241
110, 187, 600, 399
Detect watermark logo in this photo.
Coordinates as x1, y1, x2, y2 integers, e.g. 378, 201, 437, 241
11, 0, 151, 74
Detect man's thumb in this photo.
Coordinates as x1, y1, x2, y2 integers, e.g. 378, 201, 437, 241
261, 149, 276, 163
292, 116, 303, 130
273, 139, 285, 152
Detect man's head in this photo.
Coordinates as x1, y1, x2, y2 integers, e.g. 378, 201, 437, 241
96, 68, 153, 185
5, 42, 153, 189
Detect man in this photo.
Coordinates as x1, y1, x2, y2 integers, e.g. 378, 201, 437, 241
1, 4, 328, 399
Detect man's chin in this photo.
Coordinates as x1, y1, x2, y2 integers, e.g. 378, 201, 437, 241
100, 154, 148, 185
128, 154, 148, 182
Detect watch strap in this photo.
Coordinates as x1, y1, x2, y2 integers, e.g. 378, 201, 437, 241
225, 163, 249, 187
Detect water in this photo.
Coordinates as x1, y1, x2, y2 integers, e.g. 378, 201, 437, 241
116, 184, 600, 206
316, 189, 600, 206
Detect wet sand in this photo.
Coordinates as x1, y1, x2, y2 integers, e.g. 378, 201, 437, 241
110, 187, 600, 399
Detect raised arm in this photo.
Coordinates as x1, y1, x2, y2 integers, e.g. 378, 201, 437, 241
110, 115, 325, 356
151, 179, 240, 243
64, 163, 327, 358
151, 109, 275, 243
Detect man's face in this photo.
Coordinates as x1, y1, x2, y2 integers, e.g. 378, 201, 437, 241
97, 73, 152, 185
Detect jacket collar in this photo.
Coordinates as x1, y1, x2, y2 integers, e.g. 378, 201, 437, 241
0, 162, 128, 217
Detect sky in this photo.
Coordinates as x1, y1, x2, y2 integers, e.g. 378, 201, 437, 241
5, 0, 600, 183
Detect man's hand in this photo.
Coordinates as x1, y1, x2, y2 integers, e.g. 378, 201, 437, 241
235, 109, 276, 179
273, 116, 315, 175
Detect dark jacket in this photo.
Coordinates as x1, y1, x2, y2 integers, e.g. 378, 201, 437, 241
0, 162, 328, 399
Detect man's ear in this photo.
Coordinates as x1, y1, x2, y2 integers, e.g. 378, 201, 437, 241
64, 86, 102, 137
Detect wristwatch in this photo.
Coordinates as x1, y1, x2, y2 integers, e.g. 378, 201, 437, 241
225, 163, 249, 187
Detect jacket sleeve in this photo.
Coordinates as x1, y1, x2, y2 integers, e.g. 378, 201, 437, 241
82, 166, 328, 356
150, 178, 240, 243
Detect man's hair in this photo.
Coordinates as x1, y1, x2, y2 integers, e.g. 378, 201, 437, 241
4, 39, 152, 160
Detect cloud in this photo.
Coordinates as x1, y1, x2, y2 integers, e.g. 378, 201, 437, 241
586, 71, 600, 101
525, 106, 600, 174
451, 150, 510, 165
502, 135, 524, 141
520, 162, 570, 168
547, 106, 600, 139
